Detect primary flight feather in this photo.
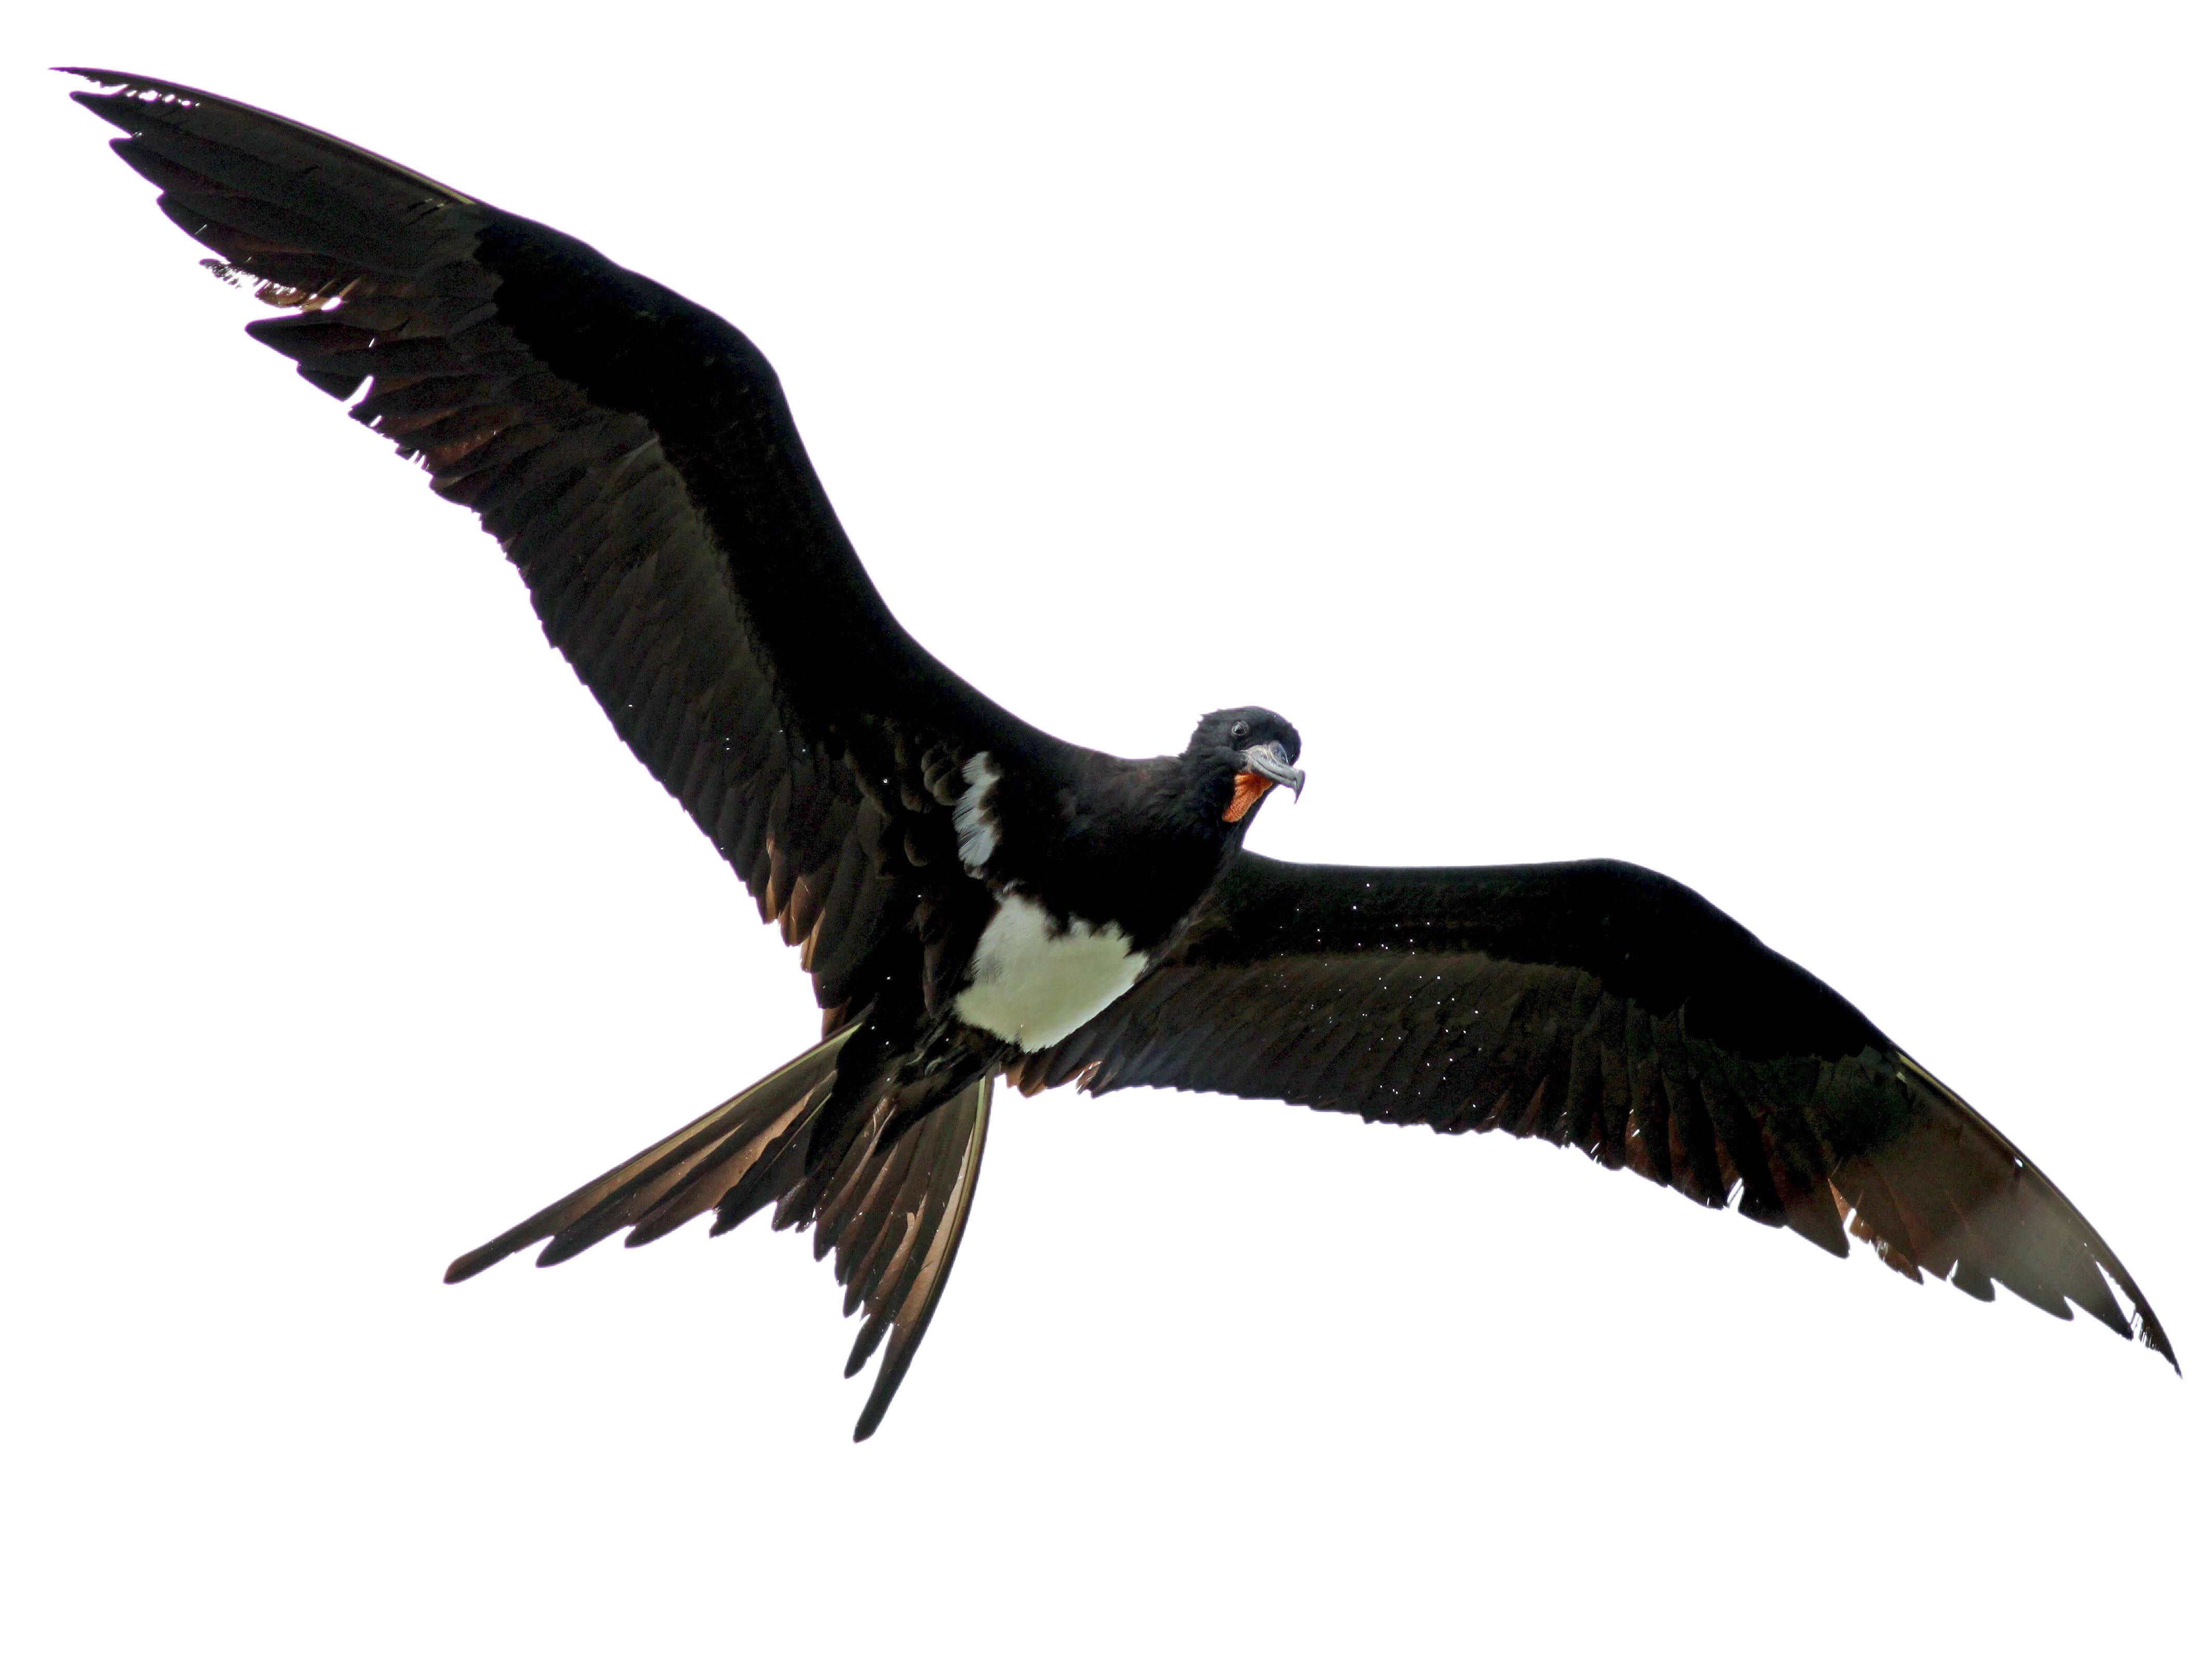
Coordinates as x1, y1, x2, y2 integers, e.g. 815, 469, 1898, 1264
65, 69, 2174, 1438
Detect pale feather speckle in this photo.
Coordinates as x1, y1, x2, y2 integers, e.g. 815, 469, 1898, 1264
954, 753, 1000, 873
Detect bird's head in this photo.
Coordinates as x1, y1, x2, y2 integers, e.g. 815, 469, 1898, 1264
1187, 707, 1304, 825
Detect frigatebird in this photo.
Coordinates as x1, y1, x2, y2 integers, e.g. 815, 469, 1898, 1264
68, 69, 2175, 1438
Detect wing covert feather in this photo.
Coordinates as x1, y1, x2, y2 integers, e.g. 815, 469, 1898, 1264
1011, 852, 2175, 1368
69, 68, 1065, 1012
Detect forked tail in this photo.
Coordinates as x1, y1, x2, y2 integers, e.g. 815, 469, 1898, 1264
445, 1025, 994, 1439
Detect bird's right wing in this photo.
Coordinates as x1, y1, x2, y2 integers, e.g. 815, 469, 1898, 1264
1011, 851, 2176, 1368
70, 69, 1068, 1014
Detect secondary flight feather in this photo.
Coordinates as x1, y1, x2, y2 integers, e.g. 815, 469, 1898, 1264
66, 69, 2175, 1438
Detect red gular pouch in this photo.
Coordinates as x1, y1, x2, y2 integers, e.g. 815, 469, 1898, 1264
1223, 771, 1275, 823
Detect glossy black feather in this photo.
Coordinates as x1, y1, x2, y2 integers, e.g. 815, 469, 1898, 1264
66, 67, 1064, 1028
442, 1027, 991, 1439
69, 69, 2175, 1441
1011, 853, 2176, 1367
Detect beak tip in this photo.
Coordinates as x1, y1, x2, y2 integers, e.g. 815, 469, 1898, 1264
1240, 742, 1305, 801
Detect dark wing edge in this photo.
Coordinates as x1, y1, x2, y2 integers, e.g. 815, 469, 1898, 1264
64, 68, 1052, 1016
1010, 852, 2177, 1371
447, 1022, 993, 1439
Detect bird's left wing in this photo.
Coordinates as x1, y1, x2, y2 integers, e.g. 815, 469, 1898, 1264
68, 69, 1065, 1016
1010, 851, 2176, 1367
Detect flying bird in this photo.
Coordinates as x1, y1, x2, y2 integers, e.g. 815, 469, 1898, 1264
66, 69, 2175, 1438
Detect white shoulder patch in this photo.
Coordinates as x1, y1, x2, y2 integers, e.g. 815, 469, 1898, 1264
954, 753, 1001, 873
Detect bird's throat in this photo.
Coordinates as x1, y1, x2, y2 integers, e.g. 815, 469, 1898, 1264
1223, 771, 1274, 823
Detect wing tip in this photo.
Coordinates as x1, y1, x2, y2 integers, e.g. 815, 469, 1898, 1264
59, 65, 481, 207
1884, 1050, 2180, 1374
57, 67, 197, 105
2102, 1263, 2180, 1375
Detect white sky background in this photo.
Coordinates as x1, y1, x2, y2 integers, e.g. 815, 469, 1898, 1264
4, 4, 2206, 1653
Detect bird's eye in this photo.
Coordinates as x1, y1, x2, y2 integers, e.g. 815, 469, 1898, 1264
1230, 720, 1251, 742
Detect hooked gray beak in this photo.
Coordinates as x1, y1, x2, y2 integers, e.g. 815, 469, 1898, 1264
1242, 741, 1306, 801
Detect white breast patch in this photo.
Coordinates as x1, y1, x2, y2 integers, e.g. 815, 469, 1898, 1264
954, 892, 1149, 1051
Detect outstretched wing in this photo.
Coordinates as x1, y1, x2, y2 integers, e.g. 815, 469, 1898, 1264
69, 68, 1065, 1015
1011, 852, 2176, 1367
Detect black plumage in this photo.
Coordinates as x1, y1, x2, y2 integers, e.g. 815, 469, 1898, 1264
66, 69, 2175, 1438
1007, 856, 2164, 1342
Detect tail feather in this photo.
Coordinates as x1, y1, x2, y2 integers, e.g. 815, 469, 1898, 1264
622, 1089, 817, 1249
444, 1024, 996, 1440
849, 1075, 992, 1441
442, 1025, 857, 1283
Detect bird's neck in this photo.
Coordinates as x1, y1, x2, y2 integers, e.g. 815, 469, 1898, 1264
997, 757, 1243, 953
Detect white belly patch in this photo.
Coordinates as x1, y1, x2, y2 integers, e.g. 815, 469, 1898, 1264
954, 893, 1148, 1051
